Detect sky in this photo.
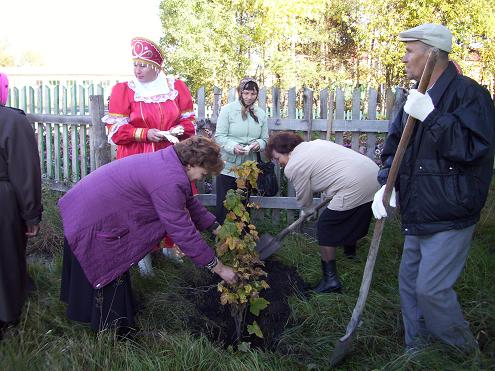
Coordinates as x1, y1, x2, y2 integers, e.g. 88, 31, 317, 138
1, 0, 163, 74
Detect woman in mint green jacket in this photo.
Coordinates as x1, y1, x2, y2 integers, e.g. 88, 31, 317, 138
214, 77, 269, 223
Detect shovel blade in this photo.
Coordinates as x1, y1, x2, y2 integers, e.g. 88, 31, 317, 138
329, 330, 357, 367
256, 234, 282, 260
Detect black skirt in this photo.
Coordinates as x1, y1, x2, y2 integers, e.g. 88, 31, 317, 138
317, 202, 373, 246
60, 239, 136, 332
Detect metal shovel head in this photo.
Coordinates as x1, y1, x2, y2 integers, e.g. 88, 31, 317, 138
256, 234, 282, 260
329, 328, 358, 366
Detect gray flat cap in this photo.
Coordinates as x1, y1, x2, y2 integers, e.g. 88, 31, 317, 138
399, 23, 452, 53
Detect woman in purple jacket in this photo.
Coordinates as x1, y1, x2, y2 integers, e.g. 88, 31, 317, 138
59, 136, 236, 336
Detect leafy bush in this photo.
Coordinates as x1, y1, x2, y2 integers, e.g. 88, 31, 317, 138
215, 161, 270, 343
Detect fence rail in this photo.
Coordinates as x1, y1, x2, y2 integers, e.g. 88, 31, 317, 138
11, 84, 404, 224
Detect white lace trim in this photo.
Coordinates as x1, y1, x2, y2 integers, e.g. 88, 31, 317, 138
180, 111, 195, 119
103, 115, 131, 145
102, 114, 129, 125
128, 74, 178, 103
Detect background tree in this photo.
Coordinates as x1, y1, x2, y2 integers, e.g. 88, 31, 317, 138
0, 42, 14, 67
158, 0, 495, 94
18, 51, 44, 67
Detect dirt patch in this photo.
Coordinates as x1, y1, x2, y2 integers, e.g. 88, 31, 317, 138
184, 260, 306, 349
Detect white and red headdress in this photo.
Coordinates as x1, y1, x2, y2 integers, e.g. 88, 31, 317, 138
131, 37, 165, 69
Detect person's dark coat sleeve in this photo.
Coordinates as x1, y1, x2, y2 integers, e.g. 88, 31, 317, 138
4, 111, 42, 225
422, 85, 495, 164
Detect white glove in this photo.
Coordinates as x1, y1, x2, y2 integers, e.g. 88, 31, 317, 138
404, 89, 434, 122
371, 185, 397, 219
170, 125, 185, 136
157, 130, 180, 144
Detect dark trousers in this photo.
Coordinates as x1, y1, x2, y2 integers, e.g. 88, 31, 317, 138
215, 174, 238, 224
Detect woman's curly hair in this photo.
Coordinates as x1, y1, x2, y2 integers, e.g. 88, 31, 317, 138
174, 136, 224, 175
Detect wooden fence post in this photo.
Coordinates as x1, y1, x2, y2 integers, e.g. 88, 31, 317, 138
228, 87, 236, 103
89, 95, 111, 169
366, 88, 378, 160
385, 87, 394, 120
326, 89, 335, 141
196, 87, 206, 194
335, 88, 345, 144
389, 87, 406, 127
319, 88, 328, 140
351, 87, 361, 152
258, 87, 266, 112
266, 87, 280, 225
211, 86, 222, 123
303, 87, 313, 141
196, 86, 205, 120
286, 87, 297, 223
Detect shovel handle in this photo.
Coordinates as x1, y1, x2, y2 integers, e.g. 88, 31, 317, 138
277, 198, 331, 240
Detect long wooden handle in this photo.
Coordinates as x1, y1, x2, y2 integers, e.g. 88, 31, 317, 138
382, 48, 439, 205
342, 48, 439, 339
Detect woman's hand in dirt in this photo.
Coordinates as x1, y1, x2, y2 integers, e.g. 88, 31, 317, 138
212, 261, 237, 284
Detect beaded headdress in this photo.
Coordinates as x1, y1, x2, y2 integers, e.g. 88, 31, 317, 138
131, 37, 165, 70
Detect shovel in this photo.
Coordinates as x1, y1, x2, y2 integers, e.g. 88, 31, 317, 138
256, 198, 331, 260
329, 48, 439, 367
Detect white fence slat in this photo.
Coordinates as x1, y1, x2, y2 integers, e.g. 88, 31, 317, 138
197, 86, 205, 119
258, 87, 266, 112
228, 88, 236, 103
71, 125, 79, 183
79, 125, 88, 177
53, 123, 61, 182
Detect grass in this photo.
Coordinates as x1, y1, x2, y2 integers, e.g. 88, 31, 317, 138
1, 183, 494, 370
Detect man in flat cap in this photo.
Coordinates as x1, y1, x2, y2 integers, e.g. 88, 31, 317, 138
372, 23, 495, 351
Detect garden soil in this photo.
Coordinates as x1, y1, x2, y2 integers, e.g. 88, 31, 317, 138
184, 260, 306, 349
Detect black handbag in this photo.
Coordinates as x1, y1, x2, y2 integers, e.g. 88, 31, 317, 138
256, 152, 279, 197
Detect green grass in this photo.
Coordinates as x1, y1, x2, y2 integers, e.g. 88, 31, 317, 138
1, 184, 494, 370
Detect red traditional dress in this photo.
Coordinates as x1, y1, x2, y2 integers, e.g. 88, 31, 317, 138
103, 76, 196, 159
102, 75, 197, 249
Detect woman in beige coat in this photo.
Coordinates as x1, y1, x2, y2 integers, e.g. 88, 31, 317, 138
266, 132, 380, 293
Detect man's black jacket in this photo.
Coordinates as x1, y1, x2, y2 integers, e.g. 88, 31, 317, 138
378, 62, 495, 235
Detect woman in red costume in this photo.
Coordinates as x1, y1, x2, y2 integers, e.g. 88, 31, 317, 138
102, 37, 196, 276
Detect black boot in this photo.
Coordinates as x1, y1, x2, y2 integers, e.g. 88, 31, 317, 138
344, 245, 359, 262
313, 260, 342, 293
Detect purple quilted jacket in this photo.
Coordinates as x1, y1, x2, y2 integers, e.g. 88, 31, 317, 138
58, 147, 216, 288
